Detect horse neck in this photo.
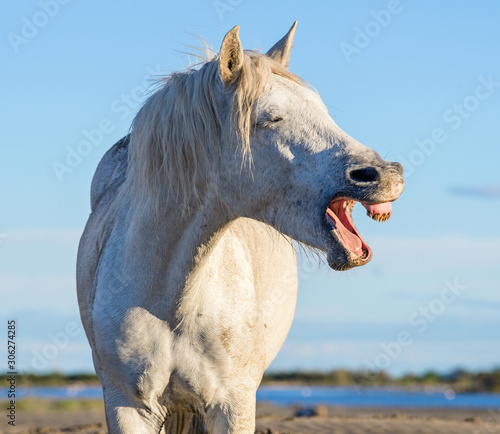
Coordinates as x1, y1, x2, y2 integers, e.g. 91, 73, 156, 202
123, 191, 233, 315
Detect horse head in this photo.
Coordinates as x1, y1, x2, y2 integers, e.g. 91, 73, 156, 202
216, 23, 404, 271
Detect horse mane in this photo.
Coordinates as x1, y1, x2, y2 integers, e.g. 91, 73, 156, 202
126, 49, 305, 211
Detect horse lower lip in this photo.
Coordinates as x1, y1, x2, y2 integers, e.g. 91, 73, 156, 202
362, 201, 392, 222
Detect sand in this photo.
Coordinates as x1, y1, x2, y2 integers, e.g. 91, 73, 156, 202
3, 403, 500, 433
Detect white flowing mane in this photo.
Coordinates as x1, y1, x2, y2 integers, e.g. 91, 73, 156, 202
127, 50, 304, 210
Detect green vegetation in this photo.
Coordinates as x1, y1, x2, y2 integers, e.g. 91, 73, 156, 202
2, 369, 500, 393
0, 372, 99, 386
3, 398, 104, 413
262, 368, 500, 393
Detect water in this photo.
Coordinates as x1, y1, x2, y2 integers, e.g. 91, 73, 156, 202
3, 385, 104, 400
3, 385, 500, 408
257, 386, 500, 408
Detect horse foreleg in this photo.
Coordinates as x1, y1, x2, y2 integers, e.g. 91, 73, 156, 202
102, 385, 166, 434
205, 395, 256, 434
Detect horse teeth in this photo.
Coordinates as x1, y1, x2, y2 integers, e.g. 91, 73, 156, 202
345, 201, 354, 213
366, 212, 391, 222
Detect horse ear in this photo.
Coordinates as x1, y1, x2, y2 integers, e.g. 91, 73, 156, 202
219, 25, 244, 86
266, 21, 297, 68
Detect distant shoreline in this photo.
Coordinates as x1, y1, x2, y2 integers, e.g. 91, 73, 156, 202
2, 368, 500, 393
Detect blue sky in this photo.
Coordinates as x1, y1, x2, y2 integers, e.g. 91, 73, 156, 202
1, 1, 499, 376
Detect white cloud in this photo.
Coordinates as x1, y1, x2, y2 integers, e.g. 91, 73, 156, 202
2, 228, 82, 243
0, 273, 78, 315
270, 338, 500, 376
0, 228, 81, 275
450, 184, 500, 200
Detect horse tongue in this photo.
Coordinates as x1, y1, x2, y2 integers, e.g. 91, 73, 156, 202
326, 208, 363, 256
339, 227, 363, 256
362, 202, 392, 215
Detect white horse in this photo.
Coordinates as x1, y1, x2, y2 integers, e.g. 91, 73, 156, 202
77, 22, 404, 433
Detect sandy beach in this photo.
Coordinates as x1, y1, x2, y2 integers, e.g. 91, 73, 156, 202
4, 402, 500, 433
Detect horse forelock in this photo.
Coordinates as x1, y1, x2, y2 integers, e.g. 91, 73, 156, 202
126, 49, 305, 212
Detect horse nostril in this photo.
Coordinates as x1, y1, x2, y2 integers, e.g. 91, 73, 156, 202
349, 167, 380, 183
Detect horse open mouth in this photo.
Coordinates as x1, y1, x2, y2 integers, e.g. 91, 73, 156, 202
325, 199, 392, 262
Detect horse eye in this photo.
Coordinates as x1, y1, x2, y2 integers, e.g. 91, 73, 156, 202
257, 116, 283, 128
